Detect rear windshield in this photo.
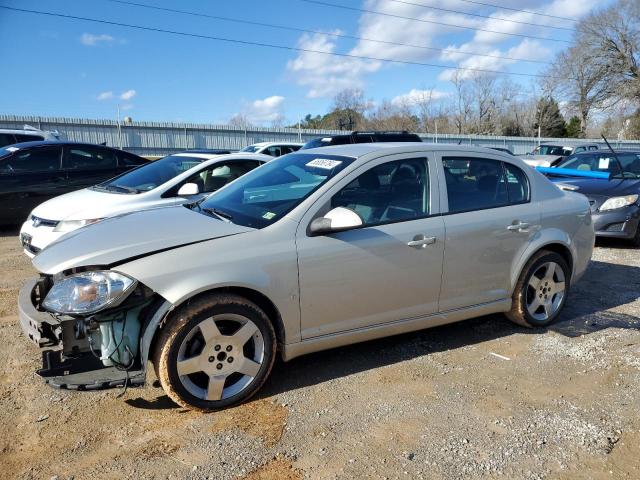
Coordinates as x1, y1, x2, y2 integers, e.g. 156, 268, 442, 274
240, 145, 261, 153
557, 153, 640, 178
534, 145, 573, 156
95, 155, 204, 193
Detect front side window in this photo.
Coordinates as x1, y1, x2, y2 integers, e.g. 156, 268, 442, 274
443, 157, 508, 213
198, 153, 353, 228
97, 154, 204, 193
182, 160, 261, 193
557, 153, 640, 178
264, 146, 283, 157
14, 134, 44, 143
0, 146, 62, 173
64, 147, 117, 170
332, 158, 429, 225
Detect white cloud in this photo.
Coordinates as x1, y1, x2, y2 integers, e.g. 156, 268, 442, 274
80, 33, 116, 46
120, 89, 136, 101
391, 89, 449, 106
286, 31, 380, 98
238, 95, 286, 124
96, 91, 114, 101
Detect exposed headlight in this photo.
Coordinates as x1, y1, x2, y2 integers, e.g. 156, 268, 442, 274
42, 271, 136, 314
53, 218, 103, 233
599, 195, 639, 212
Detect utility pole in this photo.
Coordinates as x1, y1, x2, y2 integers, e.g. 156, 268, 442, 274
117, 104, 123, 150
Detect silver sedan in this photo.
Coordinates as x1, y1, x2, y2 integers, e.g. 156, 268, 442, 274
19, 143, 594, 411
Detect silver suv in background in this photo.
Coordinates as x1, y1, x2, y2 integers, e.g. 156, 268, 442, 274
0, 125, 59, 147
18, 143, 594, 411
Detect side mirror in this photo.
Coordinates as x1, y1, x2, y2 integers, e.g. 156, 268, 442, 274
309, 207, 363, 236
177, 182, 199, 196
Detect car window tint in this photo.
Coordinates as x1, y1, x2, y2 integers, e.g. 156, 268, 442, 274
119, 151, 145, 166
188, 160, 261, 193
503, 163, 530, 204
588, 146, 598, 151
265, 146, 283, 157
0, 146, 62, 173
0, 133, 15, 148
64, 147, 117, 169
443, 157, 509, 213
332, 158, 429, 225
14, 134, 44, 142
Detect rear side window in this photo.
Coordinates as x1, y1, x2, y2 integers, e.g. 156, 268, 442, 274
0, 146, 62, 173
119, 151, 145, 166
14, 134, 44, 142
332, 158, 429, 225
182, 160, 262, 194
63, 146, 117, 170
442, 157, 509, 213
503, 163, 530, 204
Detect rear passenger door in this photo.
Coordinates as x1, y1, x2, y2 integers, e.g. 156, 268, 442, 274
438, 153, 540, 311
62, 145, 120, 191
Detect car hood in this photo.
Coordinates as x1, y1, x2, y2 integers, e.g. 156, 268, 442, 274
31, 188, 144, 221
33, 206, 255, 274
549, 177, 640, 197
520, 155, 562, 167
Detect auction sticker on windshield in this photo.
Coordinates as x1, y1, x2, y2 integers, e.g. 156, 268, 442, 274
599, 158, 610, 169
306, 158, 343, 169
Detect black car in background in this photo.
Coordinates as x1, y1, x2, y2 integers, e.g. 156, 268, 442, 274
301, 131, 422, 149
544, 150, 640, 246
0, 141, 148, 225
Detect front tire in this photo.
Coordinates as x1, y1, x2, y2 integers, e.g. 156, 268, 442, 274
506, 250, 570, 328
153, 294, 276, 412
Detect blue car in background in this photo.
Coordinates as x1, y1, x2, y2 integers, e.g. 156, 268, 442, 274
538, 150, 640, 246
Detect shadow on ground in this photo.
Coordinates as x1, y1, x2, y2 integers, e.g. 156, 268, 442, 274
125, 258, 639, 409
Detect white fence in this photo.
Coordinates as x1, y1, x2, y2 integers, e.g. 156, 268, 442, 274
2, 114, 639, 156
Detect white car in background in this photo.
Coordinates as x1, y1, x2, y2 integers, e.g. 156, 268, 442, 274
0, 125, 59, 148
19, 152, 271, 256
239, 141, 302, 157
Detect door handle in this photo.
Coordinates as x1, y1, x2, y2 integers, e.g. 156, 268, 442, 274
506, 222, 530, 232
407, 235, 436, 248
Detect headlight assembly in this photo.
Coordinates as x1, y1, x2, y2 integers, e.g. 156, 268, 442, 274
53, 218, 103, 233
599, 194, 638, 212
42, 271, 136, 315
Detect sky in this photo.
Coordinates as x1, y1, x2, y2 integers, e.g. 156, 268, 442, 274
0, 0, 613, 126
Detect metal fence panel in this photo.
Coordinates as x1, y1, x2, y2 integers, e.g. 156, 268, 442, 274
2, 114, 639, 156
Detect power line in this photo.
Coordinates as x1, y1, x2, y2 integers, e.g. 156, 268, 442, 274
0, 5, 557, 79
382, 0, 574, 31
300, 0, 571, 44
448, 0, 579, 23
106, 0, 551, 65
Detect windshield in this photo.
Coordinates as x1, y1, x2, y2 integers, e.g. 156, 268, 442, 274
557, 152, 640, 178
240, 145, 261, 153
96, 155, 204, 193
196, 153, 354, 228
533, 145, 573, 156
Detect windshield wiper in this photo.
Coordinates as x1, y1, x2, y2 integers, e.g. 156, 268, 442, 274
202, 207, 233, 222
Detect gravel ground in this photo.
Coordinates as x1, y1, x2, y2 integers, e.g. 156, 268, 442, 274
0, 228, 639, 480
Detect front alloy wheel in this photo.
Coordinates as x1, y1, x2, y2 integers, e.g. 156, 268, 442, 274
154, 294, 276, 411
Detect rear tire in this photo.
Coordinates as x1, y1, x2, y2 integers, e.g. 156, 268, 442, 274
153, 293, 276, 412
506, 250, 570, 328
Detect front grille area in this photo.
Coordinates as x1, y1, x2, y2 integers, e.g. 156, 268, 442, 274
31, 216, 59, 228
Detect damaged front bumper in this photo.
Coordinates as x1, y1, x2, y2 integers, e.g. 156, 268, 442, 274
18, 276, 167, 390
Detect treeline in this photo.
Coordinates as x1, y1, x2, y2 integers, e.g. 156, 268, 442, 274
293, 0, 639, 139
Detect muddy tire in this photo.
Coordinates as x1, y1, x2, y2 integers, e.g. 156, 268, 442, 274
506, 250, 570, 328
153, 293, 276, 412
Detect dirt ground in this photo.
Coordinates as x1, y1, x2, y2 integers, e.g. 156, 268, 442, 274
0, 227, 639, 480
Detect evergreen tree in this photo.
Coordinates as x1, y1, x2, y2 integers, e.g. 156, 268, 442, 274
565, 116, 582, 138
533, 97, 566, 137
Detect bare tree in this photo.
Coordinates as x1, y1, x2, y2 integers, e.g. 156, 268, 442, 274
450, 71, 473, 134
579, 0, 640, 102
366, 100, 418, 131
331, 88, 369, 130
229, 113, 252, 129
471, 75, 498, 134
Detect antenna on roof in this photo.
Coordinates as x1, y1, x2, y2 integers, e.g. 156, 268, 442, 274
601, 135, 624, 180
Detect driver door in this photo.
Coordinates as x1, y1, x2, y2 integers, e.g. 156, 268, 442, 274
295, 154, 445, 339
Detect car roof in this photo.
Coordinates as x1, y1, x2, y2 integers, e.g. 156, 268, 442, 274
250, 141, 304, 147
175, 152, 273, 162
0, 128, 47, 135
5, 140, 123, 150
540, 142, 598, 147
300, 142, 519, 159
571, 149, 640, 155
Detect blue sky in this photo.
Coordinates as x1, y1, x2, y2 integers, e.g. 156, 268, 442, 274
0, 0, 612, 125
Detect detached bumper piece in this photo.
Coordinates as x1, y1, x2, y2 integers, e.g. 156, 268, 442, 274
39, 350, 145, 390
19, 277, 145, 391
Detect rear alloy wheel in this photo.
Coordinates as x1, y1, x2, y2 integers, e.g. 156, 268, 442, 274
507, 250, 570, 328
154, 294, 276, 411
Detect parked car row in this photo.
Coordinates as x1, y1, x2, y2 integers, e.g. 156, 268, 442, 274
16, 141, 595, 412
